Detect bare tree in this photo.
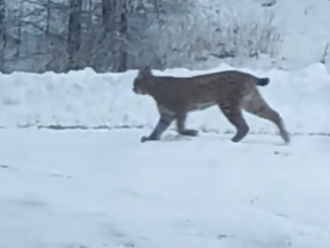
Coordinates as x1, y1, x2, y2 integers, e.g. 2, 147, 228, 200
0, 0, 6, 71
0, 0, 197, 73
67, 0, 82, 71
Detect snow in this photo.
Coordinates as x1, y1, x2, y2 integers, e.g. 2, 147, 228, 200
0, 63, 330, 137
0, 62, 329, 247
1, 129, 330, 248
273, 0, 330, 69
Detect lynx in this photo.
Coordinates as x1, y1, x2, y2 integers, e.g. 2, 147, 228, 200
133, 66, 290, 144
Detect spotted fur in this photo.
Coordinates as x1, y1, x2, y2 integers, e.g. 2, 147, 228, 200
133, 66, 290, 144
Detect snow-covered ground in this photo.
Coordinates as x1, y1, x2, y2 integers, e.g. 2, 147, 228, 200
0, 63, 329, 247
1, 129, 330, 248
1, 1, 330, 246
0, 63, 330, 135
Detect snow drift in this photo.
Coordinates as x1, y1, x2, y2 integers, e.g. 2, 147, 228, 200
0, 62, 329, 136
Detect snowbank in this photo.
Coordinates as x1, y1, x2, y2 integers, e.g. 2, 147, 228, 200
0, 63, 329, 135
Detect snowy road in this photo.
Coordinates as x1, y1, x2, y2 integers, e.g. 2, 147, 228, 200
1, 129, 330, 248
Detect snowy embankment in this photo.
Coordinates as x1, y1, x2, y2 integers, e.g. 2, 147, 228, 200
0, 62, 329, 135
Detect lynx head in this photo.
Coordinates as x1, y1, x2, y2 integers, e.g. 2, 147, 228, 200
133, 66, 154, 95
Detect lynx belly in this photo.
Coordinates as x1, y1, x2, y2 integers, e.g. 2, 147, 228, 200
194, 101, 216, 111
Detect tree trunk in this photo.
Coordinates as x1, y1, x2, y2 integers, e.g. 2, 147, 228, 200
0, 0, 6, 72
117, 1, 128, 72
101, 0, 112, 36
67, 0, 82, 71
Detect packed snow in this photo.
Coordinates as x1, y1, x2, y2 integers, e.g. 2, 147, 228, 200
0, 63, 330, 248
1, 129, 330, 248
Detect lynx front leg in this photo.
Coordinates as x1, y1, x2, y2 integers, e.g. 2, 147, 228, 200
141, 106, 175, 143
176, 112, 198, 137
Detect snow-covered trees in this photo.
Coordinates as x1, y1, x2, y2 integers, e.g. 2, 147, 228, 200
0, 0, 281, 73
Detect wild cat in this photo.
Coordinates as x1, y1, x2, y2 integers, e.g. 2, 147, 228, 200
133, 66, 290, 144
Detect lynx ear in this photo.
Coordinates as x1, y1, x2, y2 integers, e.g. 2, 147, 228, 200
137, 66, 152, 79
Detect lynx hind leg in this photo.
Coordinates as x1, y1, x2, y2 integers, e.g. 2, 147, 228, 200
219, 103, 250, 142
242, 90, 290, 144
176, 112, 198, 137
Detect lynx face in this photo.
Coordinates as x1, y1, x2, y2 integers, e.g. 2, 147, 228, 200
133, 67, 153, 95
133, 78, 147, 95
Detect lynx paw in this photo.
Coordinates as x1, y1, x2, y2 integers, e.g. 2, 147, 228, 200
141, 136, 159, 143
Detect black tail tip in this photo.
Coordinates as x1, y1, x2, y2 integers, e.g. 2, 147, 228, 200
257, 77, 270, 86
